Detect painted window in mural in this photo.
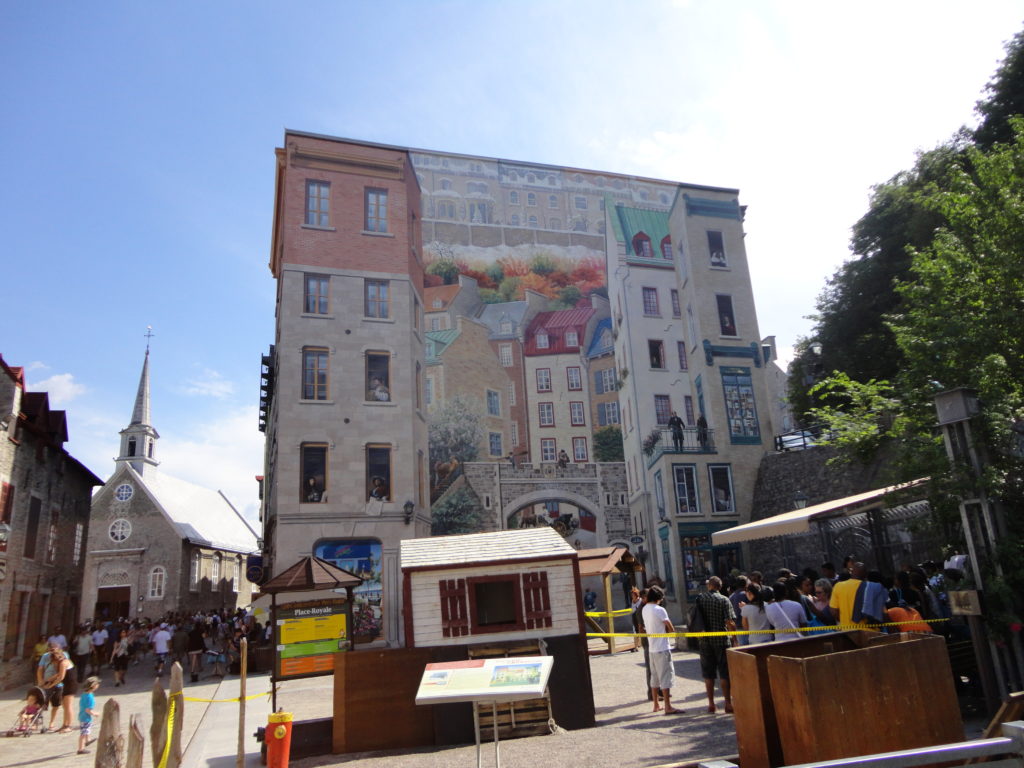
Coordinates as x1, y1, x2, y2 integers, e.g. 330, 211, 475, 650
313, 539, 383, 641
673, 464, 699, 516
658, 524, 674, 597
654, 470, 666, 520
720, 366, 761, 445
708, 464, 735, 513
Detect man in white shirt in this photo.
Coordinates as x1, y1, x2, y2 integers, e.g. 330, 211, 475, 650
47, 627, 68, 651
152, 623, 172, 676
90, 625, 108, 673
641, 586, 680, 715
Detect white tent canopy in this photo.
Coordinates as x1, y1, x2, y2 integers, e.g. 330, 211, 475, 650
712, 479, 929, 546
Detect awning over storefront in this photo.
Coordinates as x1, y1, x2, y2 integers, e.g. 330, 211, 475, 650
711, 478, 929, 546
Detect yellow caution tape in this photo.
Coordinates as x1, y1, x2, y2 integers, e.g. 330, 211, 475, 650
586, 617, 949, 639
584, 608, 634, 618
156, 694, 175, 768
170, 690, 272, 703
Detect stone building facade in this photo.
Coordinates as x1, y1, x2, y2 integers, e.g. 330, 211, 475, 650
0, 355, 103, 689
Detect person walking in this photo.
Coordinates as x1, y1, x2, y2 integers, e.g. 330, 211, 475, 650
71, 627, 93, 684
695, 576, 736, 714
109, 629, 131, 687
641, 585, 680, 714
76, 677, 100, 754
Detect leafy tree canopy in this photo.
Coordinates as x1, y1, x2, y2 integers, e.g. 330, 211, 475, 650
428, 394, 483, 469
431, 487, 485, 536
593, 426, 625, 462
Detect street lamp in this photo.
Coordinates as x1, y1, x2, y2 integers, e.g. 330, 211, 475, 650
403, 501, 415, 525
793, 490, 809, 510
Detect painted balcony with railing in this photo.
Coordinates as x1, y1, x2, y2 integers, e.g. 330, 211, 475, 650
644, 427, 715, 467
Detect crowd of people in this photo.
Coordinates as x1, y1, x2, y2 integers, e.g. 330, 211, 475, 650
16, 608, 269, 744
629, 557, 960, 716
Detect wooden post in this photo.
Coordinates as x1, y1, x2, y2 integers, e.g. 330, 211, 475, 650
167, 663, 184, 768
95, 698, 124, 768
126, 714, 145, 768
603, 573, 616, 654
150, 680, 167, 768
237, 637, 248, 768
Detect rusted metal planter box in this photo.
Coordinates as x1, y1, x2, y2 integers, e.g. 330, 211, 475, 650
728, 631, 962, 768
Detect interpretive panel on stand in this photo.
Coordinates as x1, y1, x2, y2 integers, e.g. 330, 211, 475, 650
276, 598, 351, 679
414, 655, 554, 705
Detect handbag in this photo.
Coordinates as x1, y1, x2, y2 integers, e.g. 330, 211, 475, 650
687, 597, 707, 633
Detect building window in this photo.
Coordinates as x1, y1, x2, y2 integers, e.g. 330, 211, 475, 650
302, 347, 329, 400
574, 195, 587, 210
709, 465, 736, 513
536, 368, 552, 392
540, 438, 556, 462
425, 375, 434, 406
674, 341, 687, 370
649, 340, 665, 369
416, 362, 423, 410
413, 296, 421, 331
305, 181, 330, 227
674, 465, 699, 515
489, 432, 503, 457
212, 554, 221, 583
72, 523, 83, 566
654, 395, 672, 426
233, 556, 241, 592
632, 232, 653, 258
671, 289, 681, 318
499, 344, 513, 367
548, 194, 558, 209
510, 422, 519, 447
510, 214, 520, 226
528, 215, 538, 227
468, 201, 491, 223
108, 517, 131, 543
538, 402, 555, 427
527, 192, 536, 206
661, 236, 672, 259
486, 389, 501, 416
598, 401, 620, 426
440, 178, 452, 190
45, 509, 58, 564
305, 274, 329, 314
114, 483, 133, 502
566, 366, 582, 390
717, 295, 737, 336
654, 471, 666, 519
565, 331, 579, 348
436, 200, 456, 218
708, 230, 727, 267
365, 188, 388, 233
536, 332, 549, 349
127, 437, 137, 456
507, 382, 517, 407
499, 319, 513, 335
469, 575, 524, 633
301, 443, 328, 502
190, 552, 200, 591
684, 395, 695, 425
642, 287, 659, 316
509, 190, 519, 205
721, 366, 761, 443
429, 314, 447, 331
570, 401, 586, 426
572, 437, 588, 462
595, 368, 617, 394
0, 483, 13, 551
365, 279, 390, 319
366, 352, 390, 401
366, 444, 391, 501
149, 566, 166, 599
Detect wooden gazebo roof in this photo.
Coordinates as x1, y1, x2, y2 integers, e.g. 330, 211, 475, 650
576, 547, 628, 578
259, 556, 363, 594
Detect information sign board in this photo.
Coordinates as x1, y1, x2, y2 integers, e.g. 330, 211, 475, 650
414, 655, 554, 706
275, 599, 350, 679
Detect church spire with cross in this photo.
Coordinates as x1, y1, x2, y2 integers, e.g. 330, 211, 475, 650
116, 327, 160, 475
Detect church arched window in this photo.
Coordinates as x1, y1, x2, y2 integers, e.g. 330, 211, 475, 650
190, 552, 200, 592
149, 566, 166, 599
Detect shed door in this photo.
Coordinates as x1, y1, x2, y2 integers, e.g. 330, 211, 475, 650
439, 579, 469, 637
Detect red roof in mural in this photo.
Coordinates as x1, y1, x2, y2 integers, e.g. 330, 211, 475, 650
424, 283, 461, 310
524, 307, 595, 355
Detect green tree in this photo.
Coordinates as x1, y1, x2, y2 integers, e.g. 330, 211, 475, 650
426, 258, 460, 284
428, 394, 484, 470
974, 29, 1024, 150
593, 426, 625, 462
431, 487, 485, 536
484, 261, 505, 286
498, 276, 521, 302
529, 253, 558, 276
478, 288, 502, 304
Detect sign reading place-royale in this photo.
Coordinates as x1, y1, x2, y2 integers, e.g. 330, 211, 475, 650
275, 599, 350, 679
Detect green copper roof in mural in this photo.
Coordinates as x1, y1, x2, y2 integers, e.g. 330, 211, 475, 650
611, 204, 671, 256
425, 328, 460, 363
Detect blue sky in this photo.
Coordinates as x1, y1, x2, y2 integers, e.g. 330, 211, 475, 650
2, 1, 1021, 522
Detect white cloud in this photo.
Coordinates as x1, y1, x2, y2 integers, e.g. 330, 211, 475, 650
158, 405, 264, 527
28, 372, 86, 406
26, 361, 49, 373
180, 369, 236, 399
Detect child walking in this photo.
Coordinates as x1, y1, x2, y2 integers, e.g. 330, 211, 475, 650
77, 677, 100, 754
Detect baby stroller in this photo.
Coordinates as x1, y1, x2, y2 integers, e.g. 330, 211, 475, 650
6, 685, 47, 737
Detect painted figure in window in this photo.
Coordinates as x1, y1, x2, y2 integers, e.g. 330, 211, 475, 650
367, 376, 390, 402
667, 411, 685, 451
557, 449, 570, 469
305, 476, 324, 503
720, 313, 737, 337
369, 476, 388, 502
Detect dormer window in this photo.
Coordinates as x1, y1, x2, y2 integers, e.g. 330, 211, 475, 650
536, 332, 549, 349
565, 330, 579, 347
632, 232, 653, 258
660, 236, 672, 259
432, 298, 442, 309
499, 320, 513, 335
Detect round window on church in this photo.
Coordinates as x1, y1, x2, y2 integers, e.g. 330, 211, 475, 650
114, 484, 134, 502
109, 518, 132, 542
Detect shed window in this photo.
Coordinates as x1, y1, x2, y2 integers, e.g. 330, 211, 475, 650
470, 576, 521, 631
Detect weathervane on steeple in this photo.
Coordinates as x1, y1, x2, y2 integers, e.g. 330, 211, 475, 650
144, 325, 154, 354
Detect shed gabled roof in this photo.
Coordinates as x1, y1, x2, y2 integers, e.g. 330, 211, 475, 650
401, 527, 576, 571
259, 556, 363, 594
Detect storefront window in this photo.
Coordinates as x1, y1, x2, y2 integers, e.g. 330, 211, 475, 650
677, 523, 740, 598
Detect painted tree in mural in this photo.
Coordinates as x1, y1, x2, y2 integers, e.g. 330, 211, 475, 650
428, 393, 483, 480
431, 486, 486, 536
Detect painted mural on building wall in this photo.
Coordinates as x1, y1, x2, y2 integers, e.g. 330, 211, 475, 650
312, 539, 383, 641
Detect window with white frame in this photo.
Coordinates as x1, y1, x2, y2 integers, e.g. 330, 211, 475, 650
486, 389, 501, 417
674, 464, 699, 515
597, 368, 617, 393
598, 401, 620, 425
654, 395, 672, 425
536, 331, 549, 349
570, 401, 586, 426
510, 422, 519, 447
572, 437, 588, 462
574, 196, 587, 210
527, 192, 536, 206
509, 190, 520, 205
211, 553, 221, 582
233, 556, 241, 592
489, 432, 503, 457
538, 402, 554, 426
536, 368, 552, 392
508, 382, 516, 406
305, 180, 330, 227
708, 230, 727, 267
677, 341, 688, 370
190, 552, 200, 591
671, 289, 681, 318
72, 522, 84, 566
567, 366, 582, 390
149, 566, 166, 599
565, 330, 578, 347
499, 343, 513, 367
642, 287, 659, 315
540, 438, 556, 462
709, 464, 736, 513
548, 194, 558, 209
425, 376, 434, 406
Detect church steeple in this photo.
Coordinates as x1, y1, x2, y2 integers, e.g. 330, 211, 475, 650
116, 329, 160, 475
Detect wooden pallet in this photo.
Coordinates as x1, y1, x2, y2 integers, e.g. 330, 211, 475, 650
467, 640, 552, 740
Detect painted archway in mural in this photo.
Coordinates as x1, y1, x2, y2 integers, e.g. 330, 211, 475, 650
502, 488, 606, 551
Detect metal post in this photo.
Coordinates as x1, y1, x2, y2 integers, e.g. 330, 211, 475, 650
492, 701, 500, 768
473, 702, 481, 768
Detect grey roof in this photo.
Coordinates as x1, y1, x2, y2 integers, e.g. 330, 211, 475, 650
129, 466, 258, 554
476, 301, 529, 339
130, 349, 151, 426
400, 528, 576, 571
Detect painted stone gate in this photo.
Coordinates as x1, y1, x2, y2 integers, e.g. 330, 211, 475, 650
458, 461, 631, 548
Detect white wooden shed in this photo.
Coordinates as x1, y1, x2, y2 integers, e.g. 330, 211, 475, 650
400, 527, 583, 647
